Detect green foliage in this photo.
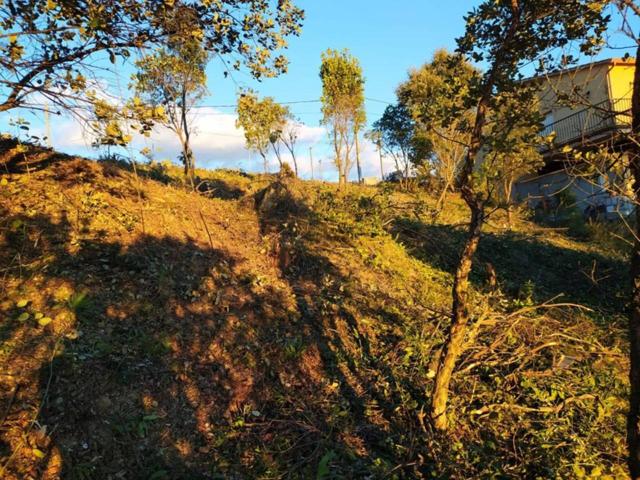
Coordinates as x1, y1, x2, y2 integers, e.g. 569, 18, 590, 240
398, 48, 545, 204
477, 91, 545, 206
397, 49, 477, 195
319, 48, 366, 186
320, 48, 365, 126
0, 0, 304, 113
458, 1, 608, 90
131, 33, 209, 179
398, 49, 478, 129
0, 148, 629, 478
89, 95, 165, 149
314, 189, 391, 238
371, 103, 429, 184
236, 90, 290, 171
316, 451, 335, 480
133, 42, 207, 109
533, 189, 591, 238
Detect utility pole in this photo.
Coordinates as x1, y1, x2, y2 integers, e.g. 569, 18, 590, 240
44, 104, 52, 148
376, 137, 384, 180
355, 128, 362, 183
309, 146, 314, 180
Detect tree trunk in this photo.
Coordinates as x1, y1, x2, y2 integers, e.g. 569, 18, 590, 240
429, 0, 520, 431
333, 125, 344, 188
282, 140, 298, 177
180, 87, 195, 189
630, 167, 640, 480
344, 129, 352, 189
175, 123, 194, 189
430, 203, 483, 430
434, 179, 452, 219
627, 39, 640, 480
260, 151, 268, 174
378, 141, 384, 180
504, 178, 514, 229
430, 81, 488, 432
271, 141, 283, 169
355, 129, 362, 184
339, 170, 347, 190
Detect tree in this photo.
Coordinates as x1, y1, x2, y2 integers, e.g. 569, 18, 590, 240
427, 0, 608, 432
364, 129, 385, 180
319, 49, 366, 188
483, 95, 545, 227
400, 51, 543, 221
236, 91, 289, 173
132, 34, 207, 184
398, 50, 478, 211
281, 118, 301, 177
371, 103, 425, 189
0, 1, 304, 114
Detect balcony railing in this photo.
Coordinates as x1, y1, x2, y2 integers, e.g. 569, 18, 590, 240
541, 97, 632, 149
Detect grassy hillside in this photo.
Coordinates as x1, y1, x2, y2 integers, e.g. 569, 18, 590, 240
0, 142, 631, 479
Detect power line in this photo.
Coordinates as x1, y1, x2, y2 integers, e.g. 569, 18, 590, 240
195, 97, 394, 109
365, 97, 393, 105
192, 110, 386, 117
196, 99, 321, 108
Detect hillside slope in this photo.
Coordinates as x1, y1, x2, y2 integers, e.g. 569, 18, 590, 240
0, 147, 631, 479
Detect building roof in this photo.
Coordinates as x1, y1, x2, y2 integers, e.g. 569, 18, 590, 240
525, 57, 635, 83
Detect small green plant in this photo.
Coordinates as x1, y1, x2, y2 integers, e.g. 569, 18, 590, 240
67, 291, 95, 321
316, 451, 335, 480
513, 280, 536, 307
283, 336, 306, 361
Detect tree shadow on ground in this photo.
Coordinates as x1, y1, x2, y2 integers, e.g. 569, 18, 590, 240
197, 179, 245, 200
0, 137, 73, 174
0, 181, 425, 478
390, 217, 627, 313
254, 180, 431, 477
1, 162, 627, 478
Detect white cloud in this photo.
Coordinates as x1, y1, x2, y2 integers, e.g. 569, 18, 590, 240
43, 107, 329, 175
36, 107, 401, 183
356, 138, 398, 180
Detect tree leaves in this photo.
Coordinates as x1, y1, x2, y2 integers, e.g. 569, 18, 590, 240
236, 90, 290, 168
319, 49, 366, 185
0, 0, 304, 112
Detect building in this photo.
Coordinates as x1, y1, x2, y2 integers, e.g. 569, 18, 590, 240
514, 58, 635, 218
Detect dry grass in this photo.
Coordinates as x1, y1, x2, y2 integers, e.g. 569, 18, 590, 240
0, 146, 630, 479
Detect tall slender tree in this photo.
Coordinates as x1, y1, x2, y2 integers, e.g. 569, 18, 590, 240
613, 3, 640, 475
319, 49, 366, 188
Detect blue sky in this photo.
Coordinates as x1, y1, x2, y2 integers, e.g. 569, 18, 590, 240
2, 1, 638, 180
205, 0, 479, 121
